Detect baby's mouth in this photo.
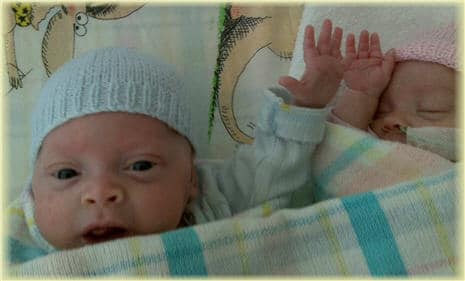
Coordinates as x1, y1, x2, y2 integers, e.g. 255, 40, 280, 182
82, 226, 129, 244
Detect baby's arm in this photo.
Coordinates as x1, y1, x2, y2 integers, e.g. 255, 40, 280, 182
194, 90, 328, 217
192, 20, 345, 220
332, 31, 395, 130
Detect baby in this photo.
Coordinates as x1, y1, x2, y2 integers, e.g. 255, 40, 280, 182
8, 20, 346, 263
282, 22, 458, 161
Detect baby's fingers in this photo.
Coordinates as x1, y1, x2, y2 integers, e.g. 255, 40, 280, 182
382, 49, 396, 77
369, 33, 383, 58
343, 33, 356, 69
303, 25, 318, 63
345, 33, 356, 59
317, 19, 333, 55
357, 30, 369, 59
331, 27, 343, 59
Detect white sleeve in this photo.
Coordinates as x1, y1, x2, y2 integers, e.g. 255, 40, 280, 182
191, 87, 329, 222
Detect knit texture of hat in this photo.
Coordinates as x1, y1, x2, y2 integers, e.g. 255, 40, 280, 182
395, 23, 459, 70
31, 47, 193, 164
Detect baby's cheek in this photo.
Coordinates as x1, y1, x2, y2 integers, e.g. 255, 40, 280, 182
33, 191, 75, 248
444, 113, 456, 128
37, 200, 61, 225
133, 190, 186, 233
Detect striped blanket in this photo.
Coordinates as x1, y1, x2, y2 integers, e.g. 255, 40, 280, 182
8, 123, 459, 276
311, 122, 457, 201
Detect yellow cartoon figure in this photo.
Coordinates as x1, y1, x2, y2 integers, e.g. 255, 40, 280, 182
4, 2, 144, 90
12, 3, 33, 27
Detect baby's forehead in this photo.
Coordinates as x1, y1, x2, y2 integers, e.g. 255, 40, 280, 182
396, 60, 455, 77
37, 112, 189, 160
390, 61, 456, 92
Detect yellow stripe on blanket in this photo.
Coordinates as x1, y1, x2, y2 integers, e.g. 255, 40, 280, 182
361, 147, 390, 164
26, 217, 35, 229
317, 206, 349, 276
261, 202, 273, 217
327, 123, 395, 164
280, 103, 291, 112
130, 238, 148, 276
327, 123, 367, 148
417, 183, 456, 273
7, 207, 25, 218
233, 221, 250, 274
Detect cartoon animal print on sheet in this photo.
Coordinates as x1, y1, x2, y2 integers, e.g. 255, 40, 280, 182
209, 4, 303, 144
4, 3, 144, 91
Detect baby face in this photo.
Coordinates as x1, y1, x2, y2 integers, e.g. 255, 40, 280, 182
31, 112, 197, 249
370, 61, 456, 142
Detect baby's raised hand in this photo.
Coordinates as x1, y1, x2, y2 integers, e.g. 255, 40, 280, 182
279, 19, 345, 108
343, 31, 395, 98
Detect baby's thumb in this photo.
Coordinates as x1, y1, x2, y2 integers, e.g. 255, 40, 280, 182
382, 48, 396, 75
279, 76, 300, 95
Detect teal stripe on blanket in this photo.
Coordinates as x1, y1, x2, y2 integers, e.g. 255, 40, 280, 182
315, 136, 377, 199
161, 227, 207, 275
342, 193, 407, 275
8, 238, 48, 264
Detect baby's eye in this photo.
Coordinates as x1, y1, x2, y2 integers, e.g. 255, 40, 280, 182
54, 168, 79, 180
418, 110, 447, 115
417, 111, 448, 121
130, 161, 156, 172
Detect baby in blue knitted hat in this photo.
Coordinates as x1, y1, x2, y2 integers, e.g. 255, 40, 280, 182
9, 19, 344, 263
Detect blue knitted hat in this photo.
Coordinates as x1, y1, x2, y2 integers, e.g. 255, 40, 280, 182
31, 47, 194, 165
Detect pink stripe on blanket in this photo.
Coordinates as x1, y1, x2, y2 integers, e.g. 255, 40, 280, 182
321, 144, 453, 198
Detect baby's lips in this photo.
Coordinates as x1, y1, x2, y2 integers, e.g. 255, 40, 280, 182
82, 227, 129, 244
81, 221, 132, 244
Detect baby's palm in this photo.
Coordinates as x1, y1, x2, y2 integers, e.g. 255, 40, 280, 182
297, 54, 344, 103
343, 31, 395, 98
279, 19, 346, 108
345, 58, 388, 94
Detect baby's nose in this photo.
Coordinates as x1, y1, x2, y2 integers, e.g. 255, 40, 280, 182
377, 111, 409, 128
371, 111, 410, 137
81, 180, 124, 206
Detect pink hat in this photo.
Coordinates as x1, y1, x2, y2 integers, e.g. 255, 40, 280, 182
395, 23, 458, 71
